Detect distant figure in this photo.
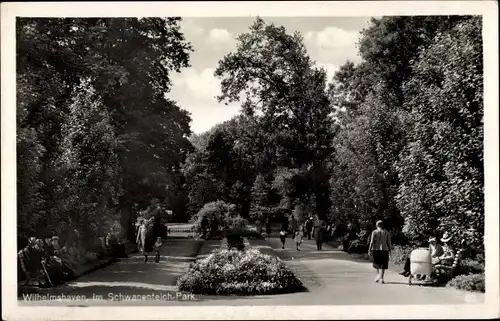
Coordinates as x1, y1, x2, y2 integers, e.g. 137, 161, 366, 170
279, 226, 287, 249
343, 223, 358, 252
347, 229, 370, 254
294, 227, 303, 251
153, 237, 162, 263
291, 217, 298, 235
136, 218, 154, 262
266, 218, 271, 235
201, 216, 209, 239
316, 221, 327, 251
368, 220, 392, 284
305, 217, 313, 240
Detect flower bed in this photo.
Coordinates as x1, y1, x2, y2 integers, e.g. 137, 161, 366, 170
177, 248, 305, 295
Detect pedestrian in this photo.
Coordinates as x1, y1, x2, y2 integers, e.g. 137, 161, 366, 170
136, 218, 154, 262
305, 217, 313, 240
368, 220, 392, 284
279, 227, 287, 249
153, 237, 162, 263
316, 221, 327, 251
201, 216, 209, 239
294, 226, 303, 251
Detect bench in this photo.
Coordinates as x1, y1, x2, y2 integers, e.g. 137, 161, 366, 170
167, 226, 198, 239
434, 248, 464, 280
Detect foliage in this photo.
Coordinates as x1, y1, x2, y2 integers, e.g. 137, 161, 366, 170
17, 18, 193, 252
53, 78, 123, 240
388, 245, 413, 272
190, 201, 237, 225
447, 273, 485, 293
177, 248, 304, 295
455, 258, 485, 276
396, 17, 484, 245
215, 18, 335, 219
182, 116, 259, 218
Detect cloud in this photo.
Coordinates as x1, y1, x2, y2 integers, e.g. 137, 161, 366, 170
207, 28, 234, 45
169, 67, 242, 133
170, 67, 222, 101
185, 103, 241, 134
305, 26, 360, 49
180, 20, 205, 36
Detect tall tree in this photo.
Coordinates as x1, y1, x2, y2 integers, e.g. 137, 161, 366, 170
53, 78, 123, 240
17, 17, 193, 241
327, 16, 469, 229
396, 17, 483, 245
214, 18, 335, 219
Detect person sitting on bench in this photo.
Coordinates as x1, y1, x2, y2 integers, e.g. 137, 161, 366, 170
347, 229, 370, 254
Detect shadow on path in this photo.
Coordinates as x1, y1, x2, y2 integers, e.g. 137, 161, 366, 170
19, 239, 203, 303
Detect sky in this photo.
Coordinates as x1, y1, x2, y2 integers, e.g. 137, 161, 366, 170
167, 17, 374, 134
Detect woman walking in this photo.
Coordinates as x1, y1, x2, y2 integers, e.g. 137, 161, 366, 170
368, 220, 392, 284
136, 218, 154, 262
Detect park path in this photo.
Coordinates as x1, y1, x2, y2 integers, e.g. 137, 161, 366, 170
246, 237, 485, 305
19, 237, 485, 306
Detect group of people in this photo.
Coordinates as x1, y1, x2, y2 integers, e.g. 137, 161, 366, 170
277, 217, 460, 285
399, 232, 456, 280
135, 217, 163, 263
367, 220, 458, 284
279, 217, 331, 251
17, 235, 74, 287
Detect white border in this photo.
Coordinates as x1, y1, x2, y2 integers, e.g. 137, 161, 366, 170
2, 1, 499, 320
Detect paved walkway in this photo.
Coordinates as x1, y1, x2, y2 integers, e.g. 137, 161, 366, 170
247, 237, 485, 305
19, 237, 484, 306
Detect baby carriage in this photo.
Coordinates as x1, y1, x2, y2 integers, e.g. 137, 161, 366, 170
408, 247, 432, 285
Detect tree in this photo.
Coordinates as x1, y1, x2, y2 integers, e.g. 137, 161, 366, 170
327, 16, 469, 231
53, 78, 123, 240
215, 18, 335, 219
17, 18, 194, 241
396, 17, 483, 246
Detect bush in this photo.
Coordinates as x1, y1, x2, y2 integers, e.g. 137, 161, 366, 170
455, 258, 485, 276
389, 245, 413, 272
177, 248, 305, 295
390, 231, 410, 246
447, 273, 485, 293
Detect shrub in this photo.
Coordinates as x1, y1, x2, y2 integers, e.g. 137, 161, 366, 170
455, 258, 485, 276
389, 245, 413, 272
390, 231, 409, 246
447, 273, 485, 293
177, 248, 305, 295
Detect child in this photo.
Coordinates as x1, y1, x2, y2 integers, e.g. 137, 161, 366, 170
295, 227, 303, 251
279, 228, 287, 249
153, 237, 162, 263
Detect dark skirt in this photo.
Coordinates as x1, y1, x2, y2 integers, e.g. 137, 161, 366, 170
372, 250, 389, 269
